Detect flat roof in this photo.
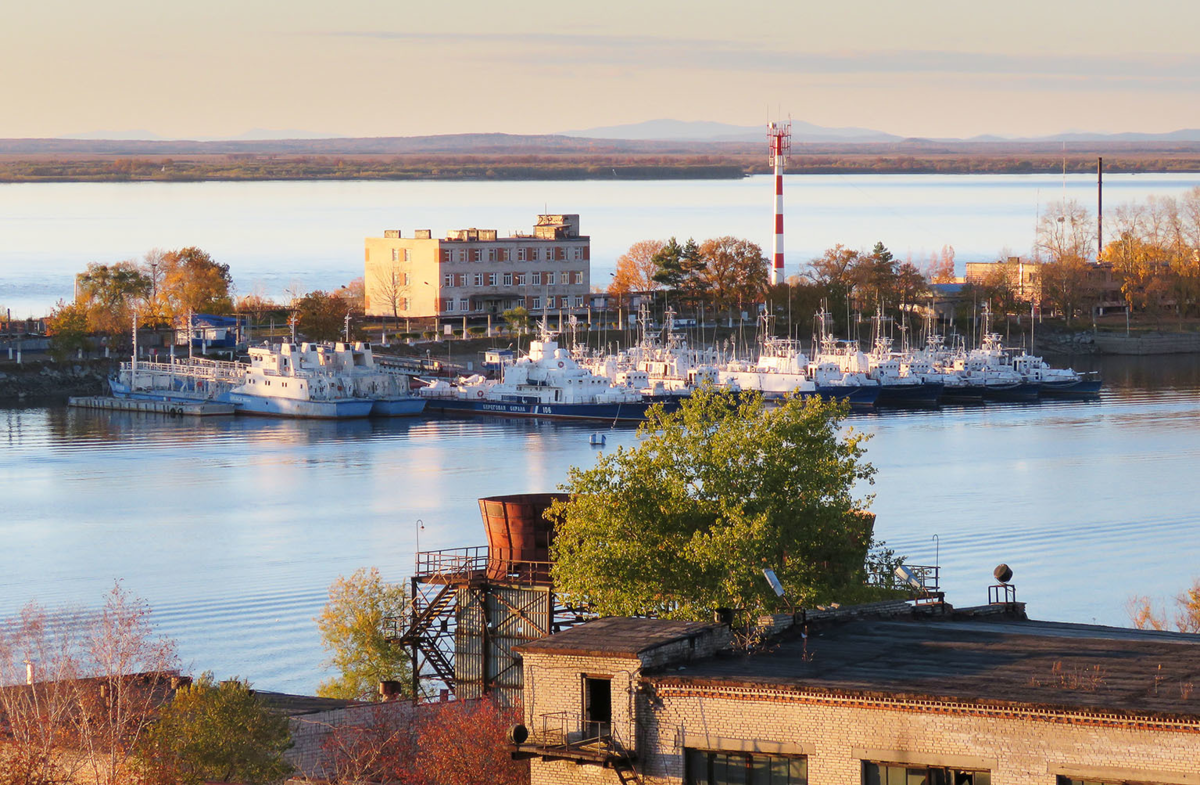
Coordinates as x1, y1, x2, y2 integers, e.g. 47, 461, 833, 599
517, 616, 719, 659
650, 613, 1200, 718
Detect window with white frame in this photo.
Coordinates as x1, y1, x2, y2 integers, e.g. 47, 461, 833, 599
532, 272, 542, 286
487, 273, 497, 286
531, 296, 541, 310
487, 248, 496, 262
545, 271, 556, 286
471, 248, 482, 262
443, 274, 453, 287
446, 299, 456, 312
459, 298, 469, 312
473, 273, 483, 287
573, 296, 583, 308
572, 247, 581, 260
516, 273, 527, 286
391, 248, 399, 262
517, 248, 527, 262
404, 249, 411, 262
574, 271, 584, 285
403, 273, 411, 287
402, 297, 410, 311
503, 272, 513, 286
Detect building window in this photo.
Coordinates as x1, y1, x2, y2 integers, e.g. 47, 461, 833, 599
471, 248, 482, 262
574, 271, 584, 285
517, 248, 527, 262
516, 273, 527, 286
457, 273, 468, 287
391, 248, 399, 262
573, 296, 583, 308
545, 271, 556, 286
686, 749, 807, 785
443, 274, 453, 287
402, 297, 410, 311
531, 296, 541, 310
863, 762, 990, 785
503, 273, 513, 286
459, 298, 469, 312
532, 272, 542, 286
444, 299, 455, 312
440, 249, 450, 263
404, 249, 411, 262
403, 273, 411, 287
473, 273, 484, 287
554, 246, 566, 261
487, 273, 497, 286
572, 247, 582, 260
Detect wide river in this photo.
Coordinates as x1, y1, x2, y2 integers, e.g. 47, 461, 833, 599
3, 172, 1200, 317
1, 355, 1198, 693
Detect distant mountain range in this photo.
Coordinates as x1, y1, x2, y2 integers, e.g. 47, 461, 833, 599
562, 119, 900, 143
59, 128, 346, 142
563, 119, 1200, 145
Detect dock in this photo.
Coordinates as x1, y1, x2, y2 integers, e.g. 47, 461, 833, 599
68, 396, 236, 417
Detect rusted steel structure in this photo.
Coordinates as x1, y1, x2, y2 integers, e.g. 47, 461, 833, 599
387, 493, 592, 706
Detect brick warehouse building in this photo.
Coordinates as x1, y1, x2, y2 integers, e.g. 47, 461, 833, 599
511, 602, 1200, 785
364, 214, 591, 326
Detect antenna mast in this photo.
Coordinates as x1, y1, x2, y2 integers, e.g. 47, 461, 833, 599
768, 120, 791, 286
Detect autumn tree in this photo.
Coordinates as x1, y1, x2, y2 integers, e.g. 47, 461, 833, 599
1128, 578, 1200, 633
137, 673, 293, 785
314, 703, 417, 785
338, 278, 366, 316
608, 239, 664, 300
697, 236, 768, 316
927, 245, 957, 284
316, 567, 412, 702
805, 244, 862, 332
0, 602, 89, 784
849, 242, 899, 311
158, 247, 234, 317
46, 300, 92, 361
75, 261, 151, 336
550, 388, 884, 621
296, 290, 351, 342
75, 582, 181, 785
411, 699, 528, 785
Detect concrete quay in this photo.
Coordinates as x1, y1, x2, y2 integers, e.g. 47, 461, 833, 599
67, 396, 235, 417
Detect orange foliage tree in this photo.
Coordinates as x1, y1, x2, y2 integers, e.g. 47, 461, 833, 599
608, 240, 665, 302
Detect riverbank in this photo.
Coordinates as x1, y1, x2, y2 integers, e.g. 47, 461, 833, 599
1037, 329, 1200, 356
0, 360, 113, 405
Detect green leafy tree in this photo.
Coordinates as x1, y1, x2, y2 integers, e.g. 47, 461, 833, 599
652, 237, 706, 312
296, 290, 350, 342
159, 247, 234, 317
502, 305, 532, 333
316, 567, 412, 701
137, 673, 293, 785
549, 388, 884, 621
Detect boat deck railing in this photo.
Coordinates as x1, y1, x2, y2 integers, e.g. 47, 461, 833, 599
122, 359, 245, 384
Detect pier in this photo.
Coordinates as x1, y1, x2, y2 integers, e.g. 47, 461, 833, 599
68, 396, 235, 417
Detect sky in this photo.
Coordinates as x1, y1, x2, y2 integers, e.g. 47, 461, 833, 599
3, 0, 1199, 140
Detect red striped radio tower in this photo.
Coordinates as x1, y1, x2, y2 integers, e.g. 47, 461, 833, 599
768, 120, 791, 285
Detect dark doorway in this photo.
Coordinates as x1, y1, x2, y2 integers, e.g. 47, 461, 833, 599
583, 676, 612, 737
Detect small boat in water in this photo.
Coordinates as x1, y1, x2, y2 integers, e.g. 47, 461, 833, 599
229, 343, 375, 419
1012, 351, 1102, 398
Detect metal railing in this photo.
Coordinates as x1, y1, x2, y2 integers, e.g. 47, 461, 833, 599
413, 546, 554, 586
532, 711, 631, 760
868, 564, 941, 600
121, 358, 245, 384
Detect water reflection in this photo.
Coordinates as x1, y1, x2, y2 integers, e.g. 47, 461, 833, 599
0, 354, 1198, 692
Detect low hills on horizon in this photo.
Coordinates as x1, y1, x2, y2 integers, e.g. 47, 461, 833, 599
3, 119, 1200, 181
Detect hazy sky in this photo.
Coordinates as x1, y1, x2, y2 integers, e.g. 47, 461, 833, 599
4, 0, 1199, 139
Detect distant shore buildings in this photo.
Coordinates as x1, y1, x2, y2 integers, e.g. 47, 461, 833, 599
364, 214, 592, 327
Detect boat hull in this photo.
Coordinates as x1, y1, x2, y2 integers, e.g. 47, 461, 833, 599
229, 393, 375, 419
1038, 378, 1102, 397
979, 382, 1040, 402
940, 385, 986, 404
423, 397, 680, 422
876, 382, 943, 408
815, 384, 880, 409
370, 397, 427, 416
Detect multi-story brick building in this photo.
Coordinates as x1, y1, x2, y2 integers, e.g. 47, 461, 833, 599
513, 602, 1200, 785
364, 214, 591, 326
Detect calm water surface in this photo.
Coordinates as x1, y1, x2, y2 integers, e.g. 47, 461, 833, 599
1, 355, 1198, 692
3, 173, 1200, 317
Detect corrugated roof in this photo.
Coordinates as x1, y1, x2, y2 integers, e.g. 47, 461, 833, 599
517, 616, 719, 659
651, 615, 1200, 718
